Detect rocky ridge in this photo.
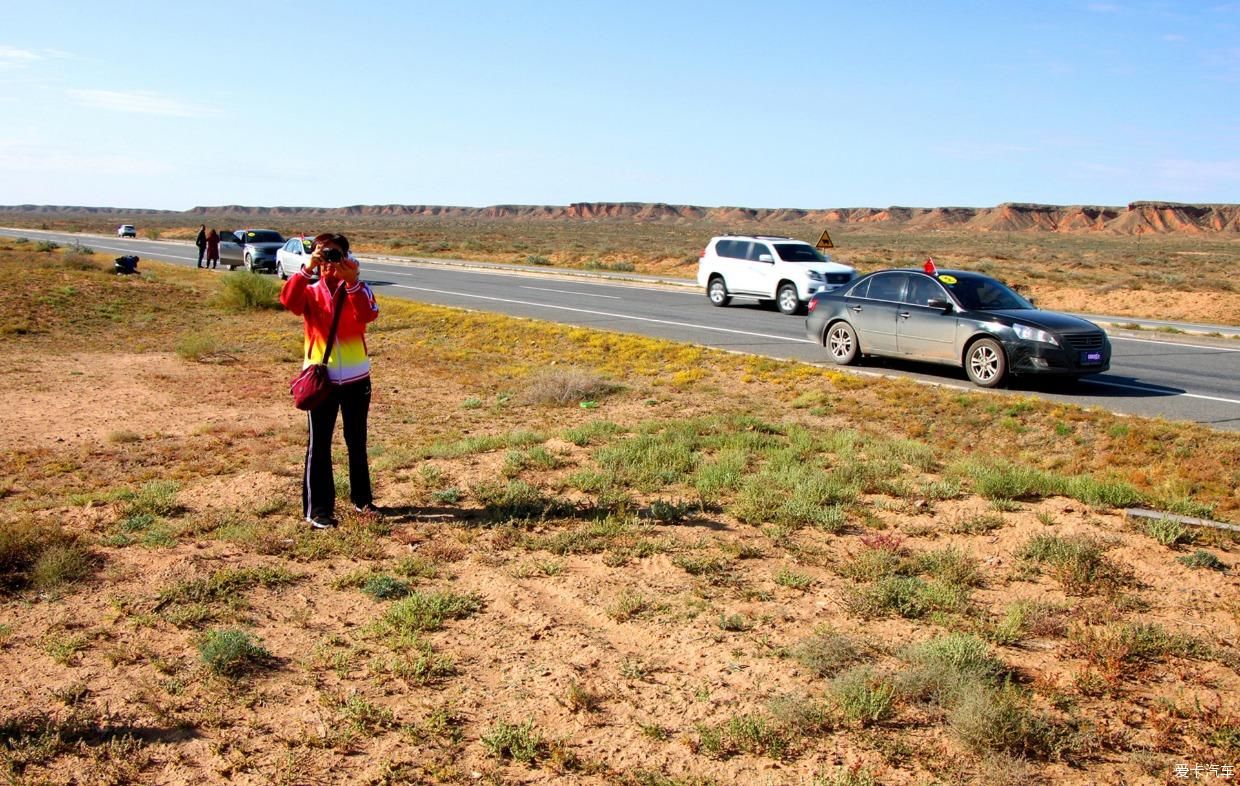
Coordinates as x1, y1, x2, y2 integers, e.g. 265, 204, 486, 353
3, 201, 1238, 235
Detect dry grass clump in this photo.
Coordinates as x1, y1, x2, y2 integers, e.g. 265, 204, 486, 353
517, 365, 621, 405
0, 519, 97, 593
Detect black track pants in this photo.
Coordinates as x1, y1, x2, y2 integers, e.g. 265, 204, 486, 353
303, 377, 372, 519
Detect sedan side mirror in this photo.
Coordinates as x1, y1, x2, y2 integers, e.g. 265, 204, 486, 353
927, 298, 953, 311
757, 254, 774, 263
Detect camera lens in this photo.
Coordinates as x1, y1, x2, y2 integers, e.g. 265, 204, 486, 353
323, 249, 343, 263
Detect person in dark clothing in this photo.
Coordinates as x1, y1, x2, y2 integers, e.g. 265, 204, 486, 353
279, 233, 380, 529
195, 225, 207, 268
205, 229, 220, 269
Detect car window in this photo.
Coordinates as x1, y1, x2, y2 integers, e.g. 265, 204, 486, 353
903, 276, 949, 306
244, 230, 284, 243
864, 273, 907, 302
940, 274, 1033, 310
748, 243, 772, 262
846, 278, 870, 299
302, 239, 313, 252
773, 243, 824, 262
715, 240, 738, 259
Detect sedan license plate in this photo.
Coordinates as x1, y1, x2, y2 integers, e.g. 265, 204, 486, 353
1079, 351, 1103, 365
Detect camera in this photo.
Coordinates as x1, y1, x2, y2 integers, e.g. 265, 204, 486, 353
321, 248, 343, 263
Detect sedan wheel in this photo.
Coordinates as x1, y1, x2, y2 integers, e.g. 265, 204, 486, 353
965, 338, 1007, 387
777, 283, 801, 315
826, 321, 860, 365
277, 261, 287, 280
707, 277, 731, 307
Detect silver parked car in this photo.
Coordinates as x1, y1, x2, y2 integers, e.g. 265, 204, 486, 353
805, 268, 1111, 387
217, 228, 285, 272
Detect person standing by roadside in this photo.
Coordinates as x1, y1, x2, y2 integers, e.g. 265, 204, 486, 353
205, 229, 220, 269
195, 224, 207, 268
280, 233, 380, 528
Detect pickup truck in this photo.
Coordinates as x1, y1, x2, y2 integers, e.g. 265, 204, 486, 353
217, 229, 286, 272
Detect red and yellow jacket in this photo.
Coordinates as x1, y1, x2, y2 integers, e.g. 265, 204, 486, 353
280, 270, 379, 384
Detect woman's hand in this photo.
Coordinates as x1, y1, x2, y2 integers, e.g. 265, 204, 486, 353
337, 257, 360, 285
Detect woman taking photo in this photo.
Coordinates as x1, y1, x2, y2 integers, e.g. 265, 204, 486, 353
280, 233, 380, 528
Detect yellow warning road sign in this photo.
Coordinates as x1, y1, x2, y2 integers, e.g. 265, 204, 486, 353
815, 229, 835, 249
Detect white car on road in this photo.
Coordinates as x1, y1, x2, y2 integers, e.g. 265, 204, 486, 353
275, 236, 315, 279
696, 235, 855, 315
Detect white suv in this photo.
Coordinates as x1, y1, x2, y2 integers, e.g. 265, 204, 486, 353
696, 235, 855, 315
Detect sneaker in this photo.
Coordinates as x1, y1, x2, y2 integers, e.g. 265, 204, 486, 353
306, 515, 339, 529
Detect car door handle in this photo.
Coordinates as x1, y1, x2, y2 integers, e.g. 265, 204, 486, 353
898, 311, 911, 319
850, 305, 863, 313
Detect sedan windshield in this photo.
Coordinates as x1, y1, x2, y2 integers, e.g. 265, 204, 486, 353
942, 273, 1033, 311
244, 231, 284, 243
774, 243, 825, 262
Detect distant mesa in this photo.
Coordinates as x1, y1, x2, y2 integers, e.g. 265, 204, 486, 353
2, 201, 1237, 235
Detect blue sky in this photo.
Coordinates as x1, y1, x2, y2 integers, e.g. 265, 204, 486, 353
1, 1, 1237, 209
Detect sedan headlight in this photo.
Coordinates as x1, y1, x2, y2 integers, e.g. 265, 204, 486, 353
1012, 323, 1059, 346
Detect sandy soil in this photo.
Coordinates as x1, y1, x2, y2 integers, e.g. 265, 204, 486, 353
1, 345, 1237, 786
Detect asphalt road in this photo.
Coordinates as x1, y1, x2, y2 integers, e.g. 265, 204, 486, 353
6, 228, 1240, 432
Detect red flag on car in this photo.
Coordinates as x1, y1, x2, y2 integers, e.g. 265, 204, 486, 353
923, 257, 937, 275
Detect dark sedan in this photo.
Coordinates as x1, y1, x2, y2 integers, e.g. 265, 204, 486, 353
805, 268, 1111, 387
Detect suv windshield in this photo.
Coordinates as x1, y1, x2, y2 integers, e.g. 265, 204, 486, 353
773, 243, 825, 262
941, 273, 1033, 311
243, 231, 284, 244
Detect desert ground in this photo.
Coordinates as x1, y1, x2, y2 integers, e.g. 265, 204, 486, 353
1, 239, 1238, 785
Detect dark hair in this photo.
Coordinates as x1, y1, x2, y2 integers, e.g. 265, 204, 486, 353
313, 233, 350, 254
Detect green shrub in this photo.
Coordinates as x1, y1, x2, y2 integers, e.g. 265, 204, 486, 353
362, 574, 411, 600
792, 629, 861, 677
1177, 549, 1225, 571
829, 667, 896, 727
949, 685, 1070, 759
1064, 475, 1143, 508
1018, 534, 1128, 596
481, 720, 544, 763
213, 271, 282, 311
199, 628, 272, 676
1142, 518, 1194, 547
957, 460, 1062, 501
383, 591, 483, 633
900, 634, 1007, 705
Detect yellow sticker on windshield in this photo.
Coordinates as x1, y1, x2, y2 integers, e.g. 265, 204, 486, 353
937, 274, 958, 285
247, 232, 256, 237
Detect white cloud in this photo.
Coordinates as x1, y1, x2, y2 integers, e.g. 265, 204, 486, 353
0, 46, 43, 69
66, 89, 219, 118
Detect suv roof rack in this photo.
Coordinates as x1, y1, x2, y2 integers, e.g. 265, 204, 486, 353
719, 233, 796, 240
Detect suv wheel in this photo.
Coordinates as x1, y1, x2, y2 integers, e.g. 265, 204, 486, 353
826, 321, 860, 365
965, 338, 1007, 388
776, 283, 801, 315
707, 277, 731, 307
